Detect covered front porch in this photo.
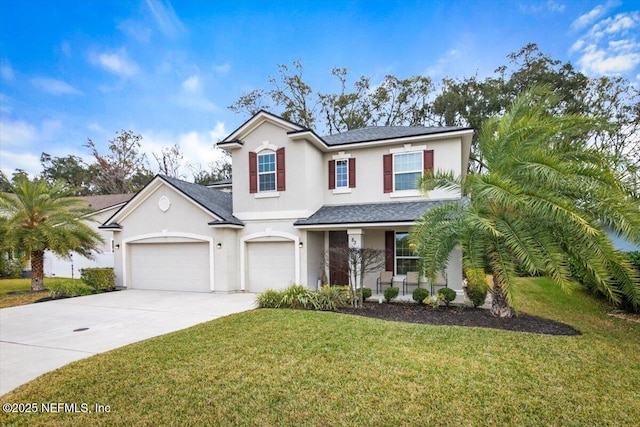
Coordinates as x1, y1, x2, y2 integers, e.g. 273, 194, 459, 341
294, 200, 465, 303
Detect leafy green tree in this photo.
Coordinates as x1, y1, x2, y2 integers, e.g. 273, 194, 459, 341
40, 153, 97, 195
85, 129, 153, 194
229, 61, 435, 134
153, 144, 185, 179
0, 176, 103, 291
433, 43, 639, 186
412, 88, 640, 317
191, 150, 232, 185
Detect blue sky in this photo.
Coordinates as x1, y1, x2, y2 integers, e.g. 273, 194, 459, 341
1, 0, 639, 180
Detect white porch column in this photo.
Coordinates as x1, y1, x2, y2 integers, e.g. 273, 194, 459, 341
347, 228, 363, 249
347, 229, 364, 288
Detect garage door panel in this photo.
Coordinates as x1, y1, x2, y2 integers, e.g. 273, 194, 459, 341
247, 242, 294, 293
129, 242, 210, 292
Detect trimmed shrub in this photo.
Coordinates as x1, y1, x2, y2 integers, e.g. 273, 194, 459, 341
80, 268, 115, 291
256, 289, 283, 308
317, 285, 349, 311
465, 269, 488, 308
48, 280, 94, 298
280, 284, 318, 309
424, 293, 443, 308
438, 287, 457, 306
383, 286, 399, 302
0, 257, 23, 279
358, 287, 372, 300
412, 287, 430, 304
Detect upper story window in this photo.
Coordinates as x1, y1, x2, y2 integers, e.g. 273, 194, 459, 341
328, 157, 356, 190
383, 149, 434, 194
258, 152, 276, 192
249, 147, 286, 194
393, 152, 422, 191
336, 160, 348, 188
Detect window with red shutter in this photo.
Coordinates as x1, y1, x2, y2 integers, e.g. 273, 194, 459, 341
328, 160, 336, 190
348, 158, 356, 188
249, 152, 257, 193
383, 154, 393, 193
276, 147, 285, 191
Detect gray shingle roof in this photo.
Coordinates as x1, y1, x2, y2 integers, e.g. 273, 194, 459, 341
294, 200, 451, 226
82, 193, 134, 211
160, 175, 243, 226
321, 126, 469, 146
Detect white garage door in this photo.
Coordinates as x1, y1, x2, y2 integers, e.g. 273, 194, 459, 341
247, 241, 295, 293
129, 242, 210, 292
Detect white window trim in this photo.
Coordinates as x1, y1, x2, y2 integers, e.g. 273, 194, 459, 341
335, 159, 349, 189
392, 151, 423, 192
255, 140, 279, 153
257, 151, 277, 193
395, 231, 419, 275
255, 191, 280, 199
330, 152, 353, 194
332, 188, 352, 195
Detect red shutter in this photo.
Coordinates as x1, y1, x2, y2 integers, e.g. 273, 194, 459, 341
424, 150, 434, 174
383, 154, 393, 193
348, 158, 356, 188
385, 230, 395, 272
249, 152, 257, 194
276, 147, 286, 191
328, 160, 336, 190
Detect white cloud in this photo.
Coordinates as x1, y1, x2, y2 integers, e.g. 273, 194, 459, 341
578, 44, 640, 74
213, 62, 231, 74
31, 77, 82, 95
90, 48, 140, 77
141, 123, 228, 180
571, 1, 618, 30
145, 0, 186, 39
0, 150, 41, 177
589, 12, 639, 39
182, 75, 200, 92
176, 74, 218, 112
570, 6, 640, 78
520, 0, 565, 14
0, 119, 51, 176
0, 119, 37, 147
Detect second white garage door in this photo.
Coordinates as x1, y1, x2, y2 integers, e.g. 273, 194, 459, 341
129, 242, 211, 292
247, 241, 295, 293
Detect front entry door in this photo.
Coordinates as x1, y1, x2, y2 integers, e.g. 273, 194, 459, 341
329, 231, 349, 286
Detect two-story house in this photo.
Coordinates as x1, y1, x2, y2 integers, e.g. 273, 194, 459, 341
101, 111, 473, 299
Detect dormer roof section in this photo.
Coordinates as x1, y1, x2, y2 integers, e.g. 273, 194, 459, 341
218, 110, 308, 150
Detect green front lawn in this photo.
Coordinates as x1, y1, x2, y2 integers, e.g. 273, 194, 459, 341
0, 278, 85, 309
1, 277, 639, 426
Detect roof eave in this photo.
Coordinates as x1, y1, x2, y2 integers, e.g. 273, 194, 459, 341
324, 128, 475, 149
294, 220, 417, 229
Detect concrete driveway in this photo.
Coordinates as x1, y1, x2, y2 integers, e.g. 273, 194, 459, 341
0, 290, 256, 396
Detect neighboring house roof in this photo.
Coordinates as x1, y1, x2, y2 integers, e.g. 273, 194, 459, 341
321, 126, 470, 146
294, 200, 453, 227
205, 178, 232, 187
159, 175, 243, 226
82, 194, 134, 212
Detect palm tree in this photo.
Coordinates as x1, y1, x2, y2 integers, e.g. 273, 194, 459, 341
411, 88, 640, 317
0, 176, 103, 291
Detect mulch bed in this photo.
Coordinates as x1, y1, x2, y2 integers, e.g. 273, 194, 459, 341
337, 302, 581, 336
